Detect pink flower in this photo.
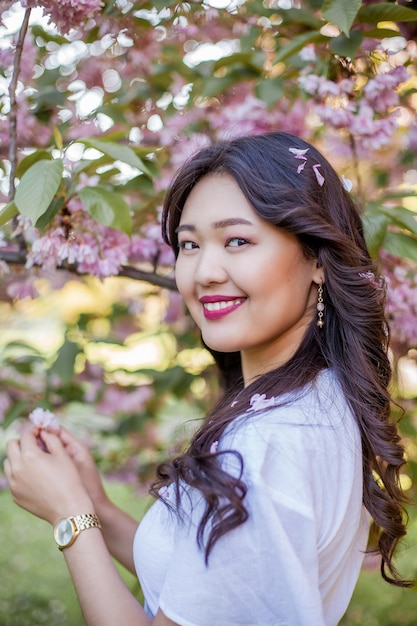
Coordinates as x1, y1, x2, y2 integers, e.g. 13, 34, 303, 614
210, 441, 219, 454
28, 407, 59, 429
248, 393, 275, 412
96, 385, 153, 416
21, 0, 103, 34
158, 485, 170, 499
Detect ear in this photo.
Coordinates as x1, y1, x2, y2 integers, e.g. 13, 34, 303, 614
312, 260, 324, 286
312, 269, 324, 286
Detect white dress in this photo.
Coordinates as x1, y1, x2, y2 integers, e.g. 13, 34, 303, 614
133, 369, 370, 625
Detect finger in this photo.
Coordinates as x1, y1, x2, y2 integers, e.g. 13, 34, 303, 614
19, 428, 42, 454
58, 427, 81, 447
5, 437, 21, 462
3, 458, 11, 481
38, 430, 66, 455
57, 428, 88, 460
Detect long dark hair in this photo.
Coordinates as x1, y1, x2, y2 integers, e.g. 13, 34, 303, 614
153, 131, 410, 586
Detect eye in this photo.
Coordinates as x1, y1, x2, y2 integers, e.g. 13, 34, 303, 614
226, 237, 249, 248
178, 240, 198, 251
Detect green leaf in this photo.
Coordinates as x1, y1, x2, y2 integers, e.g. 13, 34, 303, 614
362, 27, 408, 39
35, 196, 65, 231
278, 7, 323, 29
2, 400, 28, 429
274, 31, 327, 64
80, 139, 153, 178
49, 339, 80, 387
362, 212, 388, 257
0, 201, 18, 226
383, 231, 417, 263
358, 2, 417, 24
330, 29, 364, 58
379, 205, 417, 238
200, 76, 239, 98
78, 186, 132, 234
16, 151, 52, 178
255, 78, 284, 108
322, 0, 362, 36
14, 159, 63, 225
213, 51, 264, 72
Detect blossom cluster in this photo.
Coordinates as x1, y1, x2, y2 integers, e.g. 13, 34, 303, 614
298, 65, 410, 151
382, 252, 417, 355
23, 198, 174, 281
21, 0, 103, 34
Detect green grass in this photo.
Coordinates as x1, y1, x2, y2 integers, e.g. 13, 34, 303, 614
340, 512, 417, 626
0, 482, 149, 626
1, 484, 417, 625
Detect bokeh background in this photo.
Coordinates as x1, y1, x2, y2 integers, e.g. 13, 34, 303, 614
1, 1, 417, 623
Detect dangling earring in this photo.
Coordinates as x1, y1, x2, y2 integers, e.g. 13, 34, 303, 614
317, 283, 324, 328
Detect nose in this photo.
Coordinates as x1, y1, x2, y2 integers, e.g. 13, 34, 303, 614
194, 246, 228, 286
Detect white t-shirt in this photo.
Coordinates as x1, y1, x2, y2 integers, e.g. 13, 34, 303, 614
133, 369, 370, 626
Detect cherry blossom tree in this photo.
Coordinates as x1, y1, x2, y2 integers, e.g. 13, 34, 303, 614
1, 0, 417, 481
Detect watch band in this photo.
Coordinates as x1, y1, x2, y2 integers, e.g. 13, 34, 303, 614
72, 513, 101, 532
54, 513, 101, 551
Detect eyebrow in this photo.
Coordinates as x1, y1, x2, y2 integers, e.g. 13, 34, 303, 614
175, 218, 253, 233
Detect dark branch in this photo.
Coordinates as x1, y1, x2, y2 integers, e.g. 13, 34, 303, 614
118, 265, 177, 290
0, 249, 177, 290
8, 8, 31, 201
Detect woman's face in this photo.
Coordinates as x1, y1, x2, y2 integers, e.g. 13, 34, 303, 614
175, 174, 323, 384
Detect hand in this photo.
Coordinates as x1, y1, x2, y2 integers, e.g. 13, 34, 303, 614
57, 427, 110, 513
4, 427, 94, 525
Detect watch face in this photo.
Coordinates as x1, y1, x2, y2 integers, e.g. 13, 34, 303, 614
54, 518, 74, 547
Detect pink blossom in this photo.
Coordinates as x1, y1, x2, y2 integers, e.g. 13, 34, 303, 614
382, 252, 417, 355
28, 407, 59, 429
158, 485, 170, 499
210, 441, 219, 454
299, 44, 316, 62
26, 204, 132, 278
248, 393, 276, 412
129, 222, 175, 267
21, 0, 103, 34
364, 67, 409, 114
298, 75, 354, 98
96, 385, 153, 416
314, 104, 355, 129
164, 291, 185, 325
6, 276, 40, 300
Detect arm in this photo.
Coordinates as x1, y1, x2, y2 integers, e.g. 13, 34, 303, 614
4, 428, 176, 626
57, 427, 139, 574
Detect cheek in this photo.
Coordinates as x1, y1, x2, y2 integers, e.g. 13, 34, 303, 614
174, 260, 191, 299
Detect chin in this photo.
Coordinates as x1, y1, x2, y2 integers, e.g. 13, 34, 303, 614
202, 338, 240, 354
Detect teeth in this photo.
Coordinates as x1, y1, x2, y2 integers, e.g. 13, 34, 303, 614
204, 299, 243, 311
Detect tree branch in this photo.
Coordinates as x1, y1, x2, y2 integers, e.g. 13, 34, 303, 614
118, 265, 177, 290
8, 8, 31, 201
0, 249, 177, 290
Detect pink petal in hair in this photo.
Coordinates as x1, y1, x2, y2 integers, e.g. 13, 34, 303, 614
289, 147, 309, 158
289, 147, 309, 175
312, 163, 325, 186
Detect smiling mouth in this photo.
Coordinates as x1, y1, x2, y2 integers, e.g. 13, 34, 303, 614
203, 298, 245, 312
201, 297, 246, 320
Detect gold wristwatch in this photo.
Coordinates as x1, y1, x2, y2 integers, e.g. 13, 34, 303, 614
53, 513, 101, 551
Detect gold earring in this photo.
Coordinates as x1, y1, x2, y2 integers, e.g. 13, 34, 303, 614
317, 284, 324, 328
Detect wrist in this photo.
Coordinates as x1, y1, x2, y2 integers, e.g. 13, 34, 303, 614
53, 512, 101, 551
51, 495, 95, 526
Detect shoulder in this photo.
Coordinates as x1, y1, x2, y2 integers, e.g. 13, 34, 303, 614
219, 369, 359, 481
225, 368, 353, 440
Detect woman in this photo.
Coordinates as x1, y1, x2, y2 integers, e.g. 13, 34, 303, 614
4, 132, 410, 625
